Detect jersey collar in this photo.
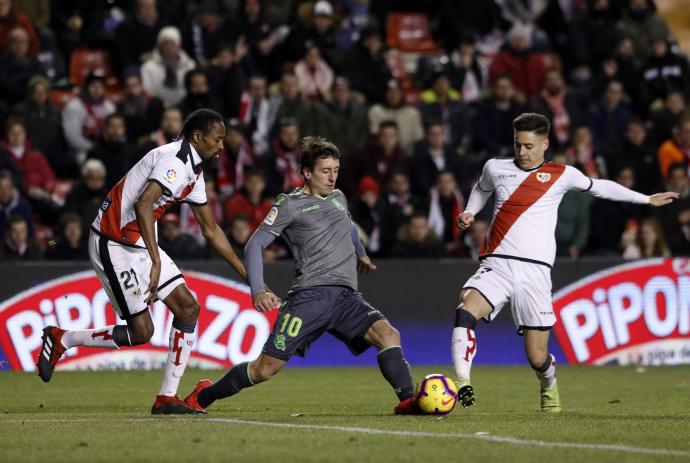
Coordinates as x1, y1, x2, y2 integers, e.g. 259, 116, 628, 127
513, 159, 545, 172
189, 143, 203, 173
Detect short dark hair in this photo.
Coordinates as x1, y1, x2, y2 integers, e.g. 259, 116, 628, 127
378, 120, 398, 132
181, 108, 224, 139
7, 215, 27, 229
300, 136, 340, 173
668, 162, 687, 177
104, 113, 124, 125
513, 113, 551, 137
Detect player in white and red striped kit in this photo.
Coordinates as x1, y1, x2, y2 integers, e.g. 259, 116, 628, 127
452, 113, 678, 412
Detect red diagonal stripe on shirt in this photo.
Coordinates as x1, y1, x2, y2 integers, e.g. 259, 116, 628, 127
480, 162, 565, 256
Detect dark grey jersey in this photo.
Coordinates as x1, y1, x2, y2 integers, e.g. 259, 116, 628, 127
258, 188, 357, 292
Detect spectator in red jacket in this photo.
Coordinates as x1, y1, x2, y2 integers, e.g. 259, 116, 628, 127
0, 0, 41, 57
224, 169, 273, 232
489, 23, 560, 101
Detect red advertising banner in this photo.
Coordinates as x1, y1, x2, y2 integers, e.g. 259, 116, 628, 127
553, 258, 690, 365
0, 271, 278, 372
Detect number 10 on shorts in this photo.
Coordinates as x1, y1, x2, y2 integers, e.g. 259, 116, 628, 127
279, 313, 302, 337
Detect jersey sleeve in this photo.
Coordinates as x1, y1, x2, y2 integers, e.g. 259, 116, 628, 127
258, 193, 295, 237
184, 172, 208, 205
562, 165, 594, 192
476, 160, 496, 192
148, 154, 187, 197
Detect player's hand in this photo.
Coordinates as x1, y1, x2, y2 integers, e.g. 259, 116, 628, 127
253, 291, 281, 313
457, 212, 474, 230
145, 261, 161, 304
649, 192, 679, 207
357, 256, 377, 273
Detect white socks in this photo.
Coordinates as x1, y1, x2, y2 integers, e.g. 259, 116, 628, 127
451, 327, 477, 382
534, 354, 557, 389
158, 323, 196, 397
61, 326, 121, 349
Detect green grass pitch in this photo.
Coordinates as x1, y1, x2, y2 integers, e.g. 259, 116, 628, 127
1, 366, 689, 463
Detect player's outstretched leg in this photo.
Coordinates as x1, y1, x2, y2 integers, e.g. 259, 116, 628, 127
451, 306, 478, 408
185, 353, 285, 412
36, 322, 137, 382
524, 329, 560, 413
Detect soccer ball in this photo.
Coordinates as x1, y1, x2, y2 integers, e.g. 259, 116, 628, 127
415, 374, 459, 415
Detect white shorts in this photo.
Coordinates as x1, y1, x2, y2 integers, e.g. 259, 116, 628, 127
88, 231, 186, 320
462, 257, 555, 333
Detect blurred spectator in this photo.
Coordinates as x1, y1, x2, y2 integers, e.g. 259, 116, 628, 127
263, 119, 303, 196
383, 170, 422, 249
344, 25, 392, 104
588, 164, 645, 255
639, 35, 690, 111
158, 212, 204, 259
613, 119, 660, 194
62, 71, 116, 165
420, 72, 473, 154
566, 126, 603, 179
391, 213, 448, 259
45, 212, 87, 260
368, 79, 423, 156
623, 217, 670, 259
295, 42, 334, 102
473, 74, 525, 160
179, 178, 224, 247
445, 34, 485, 104
591, 80, 631, 160
284, 0, 338, 66
141, 26, 196, 107
207, 41, 250, 118
531, 67, 588, 152
0, 169, 32, 237
0, 215, 41, 260
117, 68, 164, 143
238, 74, 272, 156
113, 0, 168, 73
0, 0, 41, 56
350, 176, 389, 256
537, 0, 589, 75
592, 38, 642, 108
411, 121, 468, 198
11, 75, 66, 174
347, 120, 407, 197
182, 1, 238, 65
583, 0, 621, 70
654, 162, 690, 250
458, 218, 489, 260
0, 143, 21, 188
489, 23, 560, 101
224, 169, 273, 231
177, 68, 223, 117
648, 90, 689, 146
616, 0, 670, 63
225, 213, 252, 260
150, 107, 183, 148
0, 27, 44, 107
427, 170, 464, 254
215, 119, 255, 200
237, 0, 281, 80
657, 117, 690, 179
64, 159, 108, 236
324, 76, 368, 158
87, 114, 136, 189
552, 153, 590, 258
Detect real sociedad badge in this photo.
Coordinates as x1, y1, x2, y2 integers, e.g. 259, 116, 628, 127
536, 172, 551, 183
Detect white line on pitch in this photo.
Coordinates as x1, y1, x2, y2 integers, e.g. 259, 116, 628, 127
2, 417, 688, 458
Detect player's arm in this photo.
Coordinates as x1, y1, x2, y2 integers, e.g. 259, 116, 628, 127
189, 203, 248, 281
567, 167, 678, 206
245, 229, 280, 312
458, 162, 495, 230
351, 222, 376, 272
134, 181, 165, 304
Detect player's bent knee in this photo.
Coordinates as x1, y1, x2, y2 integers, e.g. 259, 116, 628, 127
129, 324, 154, 345
526, 349, 548, 369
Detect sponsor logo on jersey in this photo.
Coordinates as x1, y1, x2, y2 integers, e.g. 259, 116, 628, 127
302, 205, 320, 213
536, 172, 551, 183
264, 207, 278, 225
552, 258, 690, 366
165, 169, 177, 184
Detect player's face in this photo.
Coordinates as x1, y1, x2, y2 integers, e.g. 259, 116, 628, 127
304, 156, 339, 196
193, 122, 226, 160
514, 130, 548, 169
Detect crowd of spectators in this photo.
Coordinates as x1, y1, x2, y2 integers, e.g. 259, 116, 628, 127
0, 0, 688, 262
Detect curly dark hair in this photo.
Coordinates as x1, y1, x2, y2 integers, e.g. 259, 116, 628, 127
299, 136, 340, 174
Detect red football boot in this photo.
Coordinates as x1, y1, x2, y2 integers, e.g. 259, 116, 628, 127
184, 379, 213, 412
36, 326, 67, 382
394, 396, 421, 415
151, 395, 205, 415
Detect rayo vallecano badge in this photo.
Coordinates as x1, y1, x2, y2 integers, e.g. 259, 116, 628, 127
536, 172, 551, 183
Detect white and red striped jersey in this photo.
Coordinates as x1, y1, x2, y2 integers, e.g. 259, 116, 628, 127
465, 158, 649, 267
91, 139, 207, 247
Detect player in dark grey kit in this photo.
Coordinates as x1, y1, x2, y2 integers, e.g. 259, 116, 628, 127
184, 137, 420, 414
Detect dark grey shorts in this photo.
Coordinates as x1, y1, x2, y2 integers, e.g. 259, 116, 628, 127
262, 286, 387, 361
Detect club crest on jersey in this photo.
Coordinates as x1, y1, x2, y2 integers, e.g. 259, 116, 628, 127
536, 172, 551, 183
264, 207, 278, 225
165, 169, 177, 184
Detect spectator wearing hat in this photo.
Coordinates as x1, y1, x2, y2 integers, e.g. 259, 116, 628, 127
0, 169, 33, 238
390, 213, 448, 259
0, 0, 41, 57
118, 67, 164, 143
158, 212, 204, 260
62, 71, 116, 165
113, 0, 168, 74
295, 41, 334, 102
0, 215, 41, 261
368, 79, 423, 156
64, 159, 108, 237
0, 26, 44, 107
87, 113, 137, 190
324, 76, 368, 157
224, 169, 272, 232
141, 26, 196, 107
344, 25, 392, 105
350, 175, 390, 257
11, 75, 66, 174
263, 119, 303, 197
284, 0, 338, 67
177, 68, 224, 118
45, 212, 88, 260
639, 35, 690, 110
